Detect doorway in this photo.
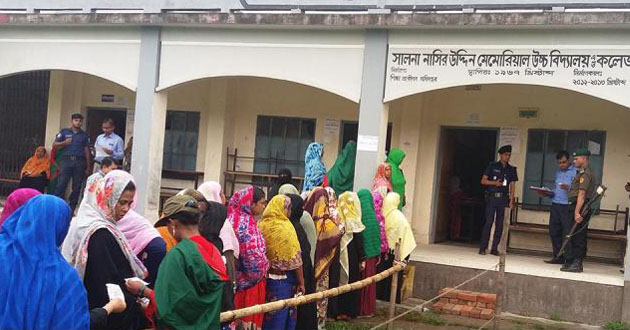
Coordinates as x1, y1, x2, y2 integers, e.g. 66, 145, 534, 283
434, 127, 498, 244
87, 107, 127, 144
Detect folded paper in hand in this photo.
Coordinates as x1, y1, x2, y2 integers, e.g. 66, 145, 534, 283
106, 283, 125, 301
529, 186, 552, 192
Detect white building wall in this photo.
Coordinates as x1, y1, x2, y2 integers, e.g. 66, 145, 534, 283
158, 28, 365, 102
0, 27, 141, 91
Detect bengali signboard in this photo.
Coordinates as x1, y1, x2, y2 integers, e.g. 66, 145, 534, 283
384, 46, 630, 106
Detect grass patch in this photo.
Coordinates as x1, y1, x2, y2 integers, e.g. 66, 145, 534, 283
604, 321, 630, 330
325, 321, 371, 330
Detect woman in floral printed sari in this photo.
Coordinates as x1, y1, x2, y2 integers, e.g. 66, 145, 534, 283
228, 186, 269, 330
303, 187, 343, 329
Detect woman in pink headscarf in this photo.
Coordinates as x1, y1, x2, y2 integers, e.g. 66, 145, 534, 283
117, 209, 165, 287
0, 188, 41, 227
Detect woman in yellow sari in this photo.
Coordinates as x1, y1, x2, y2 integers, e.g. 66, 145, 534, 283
329, 191, 365, 320
379, 192, 417, 304
303, 187, 343, 329
258, 195, 305, 330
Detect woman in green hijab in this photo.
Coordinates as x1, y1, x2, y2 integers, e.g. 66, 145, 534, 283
386, 148, 407, 210
327, 141, 357, 196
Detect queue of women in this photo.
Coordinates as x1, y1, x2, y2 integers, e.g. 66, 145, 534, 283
0, 140, 416, 330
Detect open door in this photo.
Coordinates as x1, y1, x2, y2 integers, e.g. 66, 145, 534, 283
434, 127, 498, 244
435, 130, 456, 243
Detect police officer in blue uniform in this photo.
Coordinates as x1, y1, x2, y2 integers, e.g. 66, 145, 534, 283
479, 145, 518, 255
53, 113, 92, 211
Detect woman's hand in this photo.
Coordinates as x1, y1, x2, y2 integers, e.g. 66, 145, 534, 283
103, 299, 126, 315
297, 283, 306, 295
125, 279, 145, 296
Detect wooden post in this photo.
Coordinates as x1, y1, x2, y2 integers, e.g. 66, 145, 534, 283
387, 240, 402, 330
493, 210, 510, 330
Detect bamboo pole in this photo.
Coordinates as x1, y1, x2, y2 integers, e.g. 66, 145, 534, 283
387, 240, 402, 330
220, 261, 406, 323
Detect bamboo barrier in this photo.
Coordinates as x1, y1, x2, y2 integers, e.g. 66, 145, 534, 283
219, 260, 407, 323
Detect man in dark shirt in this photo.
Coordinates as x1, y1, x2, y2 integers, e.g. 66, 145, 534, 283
561, 148, 597, 273
479, 145, 518, 256
53, 113, 92, 211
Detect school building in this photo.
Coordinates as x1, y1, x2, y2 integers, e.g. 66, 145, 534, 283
2, 1, 630, 323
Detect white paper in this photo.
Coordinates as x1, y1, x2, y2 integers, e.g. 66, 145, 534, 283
588, 140, 601, 155
323, 118, 340, 143
498, 127, 521, 154
529, 186, 552, 192
94, 144, 109, 159
357, 134, 379, 152
106, 283, 125, 301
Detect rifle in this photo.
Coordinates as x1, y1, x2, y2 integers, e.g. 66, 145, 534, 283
557, 185, 607, 258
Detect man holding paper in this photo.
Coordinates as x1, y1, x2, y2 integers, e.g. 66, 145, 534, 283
94, 118, 124, 172
535, 150, 576, 264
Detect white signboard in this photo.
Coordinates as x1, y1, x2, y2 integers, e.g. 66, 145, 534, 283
357, 134, 379, 152
385, 46, 630, 107
323, 118, 340, 143
498, 127, 521, 154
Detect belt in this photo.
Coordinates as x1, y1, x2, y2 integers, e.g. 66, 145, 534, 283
488, 192, 507, 198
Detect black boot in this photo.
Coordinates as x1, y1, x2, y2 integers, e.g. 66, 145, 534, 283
560, 259, 573, 271
544, 256, 565, 264
561, 259, 583, 273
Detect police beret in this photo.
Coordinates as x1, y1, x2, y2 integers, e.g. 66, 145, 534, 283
573, 148, 591, 157
498, 145, 512, 154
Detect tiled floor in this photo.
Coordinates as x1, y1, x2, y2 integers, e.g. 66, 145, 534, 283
410, 243, 624, 286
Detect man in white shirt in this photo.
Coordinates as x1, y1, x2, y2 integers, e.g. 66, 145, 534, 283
93, 118, 124, 172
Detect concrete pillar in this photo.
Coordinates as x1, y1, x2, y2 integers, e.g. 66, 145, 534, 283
45, 71, 64, 150
353, 29, 389, 190
130, 27, 166, 221
621, 221, 630, 321
203, 78, 229, 183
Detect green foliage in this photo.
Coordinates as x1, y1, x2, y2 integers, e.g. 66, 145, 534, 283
604, 321, 630, 330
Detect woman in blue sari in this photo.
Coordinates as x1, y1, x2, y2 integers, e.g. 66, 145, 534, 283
302, 142, 327, 193
0, 195, 89, 329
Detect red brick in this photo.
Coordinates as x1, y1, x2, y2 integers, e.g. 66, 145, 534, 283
461, 306, 474, 317
449, 298, 459, 304
480, 308, 495, 320
433, 302, 445, 313
440, 288, 459, 299
439, 297, 449, 304
470, 308, 482, 319
451, 304, 463, 316
442, 303, 455, 314
476, 302, 487, 308
457, 291, 478, 302
467, 301, 476, 307
478, 293, 497, 304
487, 303, 496, 310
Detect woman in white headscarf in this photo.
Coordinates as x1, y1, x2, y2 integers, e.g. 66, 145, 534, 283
62, 170, 147, 329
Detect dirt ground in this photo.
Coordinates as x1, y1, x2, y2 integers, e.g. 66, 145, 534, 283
324, 305, 589, 330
